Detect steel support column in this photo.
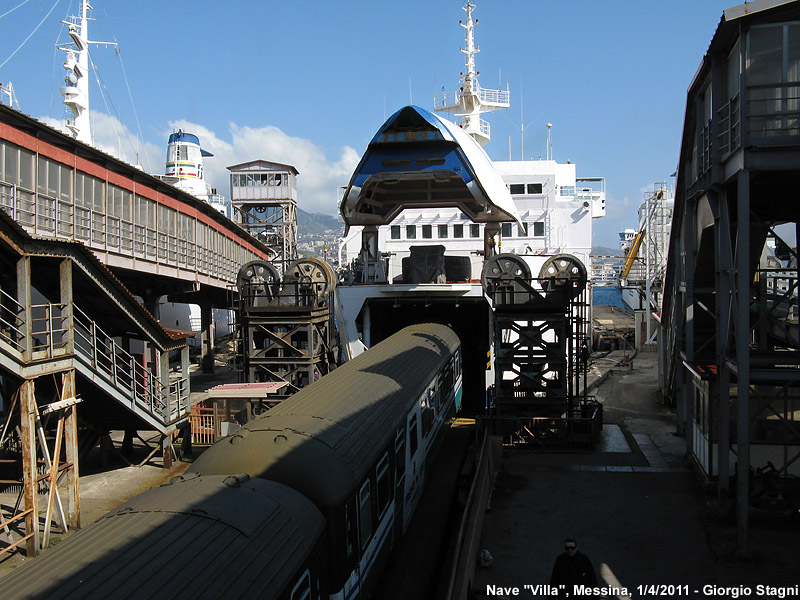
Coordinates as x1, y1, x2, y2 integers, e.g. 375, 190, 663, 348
715, 190, 734, 497
19, 378, 38, 556
61, 370, 80, 529
735, 170, 751, 553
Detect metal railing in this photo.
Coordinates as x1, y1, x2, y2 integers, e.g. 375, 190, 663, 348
69, 305, 189, 426
0, 288, 24, 352
0, 179, 249, 285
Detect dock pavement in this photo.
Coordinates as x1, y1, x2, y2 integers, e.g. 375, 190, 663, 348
471, 348, 800, 600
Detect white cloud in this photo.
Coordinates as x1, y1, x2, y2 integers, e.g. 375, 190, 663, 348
38, 112, 359, 216
168, 120, 360, 216
39, 112, 163, 174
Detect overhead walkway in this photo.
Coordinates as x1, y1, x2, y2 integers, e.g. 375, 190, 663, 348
0, 102, 273, 318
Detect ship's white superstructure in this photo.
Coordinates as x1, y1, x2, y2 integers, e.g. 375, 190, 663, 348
340, 1, 605, 287
336, 1, 606, 381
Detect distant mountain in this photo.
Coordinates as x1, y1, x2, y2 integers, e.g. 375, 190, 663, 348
297, 208, 343, 237
592, 246, 624, 257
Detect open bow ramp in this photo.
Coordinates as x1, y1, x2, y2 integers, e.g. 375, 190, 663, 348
340, 105, 521, 230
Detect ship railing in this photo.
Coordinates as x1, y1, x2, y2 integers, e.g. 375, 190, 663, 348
451, 116, 490, 138
476, 85, 510, 106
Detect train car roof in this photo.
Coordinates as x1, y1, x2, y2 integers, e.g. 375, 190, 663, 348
190, 323, 461, 508
0, 474, 325, 599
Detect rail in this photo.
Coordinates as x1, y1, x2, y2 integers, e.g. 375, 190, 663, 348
189, 405, 215, 445
0, 180, 245, 286
8, 299, 189, 427
72, 305, 189, 425
0, 288, 24, 352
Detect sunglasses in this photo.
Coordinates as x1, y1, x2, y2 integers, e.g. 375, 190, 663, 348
565, 546, 577, 550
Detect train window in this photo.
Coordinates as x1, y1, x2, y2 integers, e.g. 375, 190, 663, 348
345, 501, 356, 558
376, 453, 390, 517
409, 413, 419, 456
290, 569, 311, 600
359, 480, 372, 550
395, 427, 406, 476
443, 363, 453, 398
422, 406, 434, 439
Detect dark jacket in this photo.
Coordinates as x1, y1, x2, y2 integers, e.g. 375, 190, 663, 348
550, 550, 598, 596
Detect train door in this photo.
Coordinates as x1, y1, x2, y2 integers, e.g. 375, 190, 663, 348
403, 408, 423, 531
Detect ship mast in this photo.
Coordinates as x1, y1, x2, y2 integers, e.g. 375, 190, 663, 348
58, 0, 116, 144
434, 1, 510, 146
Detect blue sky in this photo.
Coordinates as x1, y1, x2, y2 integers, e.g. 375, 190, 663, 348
2, 0, 735, 247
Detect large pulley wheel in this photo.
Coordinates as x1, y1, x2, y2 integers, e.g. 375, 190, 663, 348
237, 260, 281, 298
539, 254, 587, 298
283, 258, 336, 301
481, 253, 532, 292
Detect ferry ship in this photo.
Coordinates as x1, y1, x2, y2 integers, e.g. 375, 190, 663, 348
335, 2, 606, 408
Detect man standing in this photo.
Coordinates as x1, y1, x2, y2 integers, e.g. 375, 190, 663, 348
550, 537, 598, 597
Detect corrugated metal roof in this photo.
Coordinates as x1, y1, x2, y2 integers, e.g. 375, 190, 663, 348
0, 474, 325, 599
190, 323, 461, 508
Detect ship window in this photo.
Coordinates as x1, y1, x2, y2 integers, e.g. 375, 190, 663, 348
438, 224, 448, 238
417, 157, 445, 167
533, 221, 545, 237
391, 225, 401, 239
509, 184, 525, 195
470, 224, 480, 238
382, 159, 411, 168
406, 225, 416, 239
422, 224, 432, 239
501, 223, 512, 237
453, 224, 464, 238
527, 183, 543, 194
359, 480, 372, 550
519, 223, 529, 237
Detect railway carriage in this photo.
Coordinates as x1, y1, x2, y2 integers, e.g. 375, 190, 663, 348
0, 323, 462, 600
0, 474, 327, 599
191, 322, 462, 599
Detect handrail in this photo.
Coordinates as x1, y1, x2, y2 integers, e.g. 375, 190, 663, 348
0, 288, 25, 351
0, 178, 252, 286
